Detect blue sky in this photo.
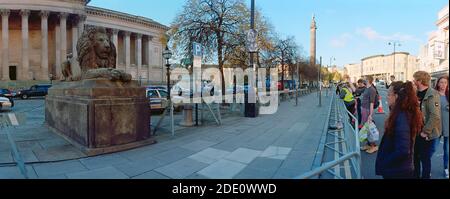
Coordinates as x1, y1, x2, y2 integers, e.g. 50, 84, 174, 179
89, 0, 448, 67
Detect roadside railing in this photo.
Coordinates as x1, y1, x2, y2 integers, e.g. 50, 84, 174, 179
296, 90, 361, 179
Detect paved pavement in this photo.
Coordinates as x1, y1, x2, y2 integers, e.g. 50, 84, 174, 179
0, 91, 331, 179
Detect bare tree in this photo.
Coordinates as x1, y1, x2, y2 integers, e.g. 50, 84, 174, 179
170, 0, 249, 97
272, 36, 298, 88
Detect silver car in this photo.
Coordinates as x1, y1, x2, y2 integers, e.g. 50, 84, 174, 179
0, 97, 14, 111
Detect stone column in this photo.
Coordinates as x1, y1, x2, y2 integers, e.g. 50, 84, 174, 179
310, 15, 317, 68
112, 29, 119, 68
59, 13, 68, 78
21, 9, 30, 80
136, 33, 142, 79
1, 9, 10, 80
55, 24, 61, 78
125, 31, 131, 71
41, 11, 50, 80
147, 36, 153, 82
77, 15, 86, 37
71, 15, 78, 60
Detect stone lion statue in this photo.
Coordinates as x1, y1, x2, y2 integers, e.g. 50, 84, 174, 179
76, 26, 132, 82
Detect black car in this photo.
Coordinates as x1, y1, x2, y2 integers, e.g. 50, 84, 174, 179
16, 84, 52, 99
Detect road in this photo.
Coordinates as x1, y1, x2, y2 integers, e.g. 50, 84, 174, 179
361, 87, 447, 179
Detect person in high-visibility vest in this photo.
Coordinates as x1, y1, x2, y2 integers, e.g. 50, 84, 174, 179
339, 83, 356, 122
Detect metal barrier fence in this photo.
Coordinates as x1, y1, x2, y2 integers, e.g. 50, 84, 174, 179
296, 91, 361, 179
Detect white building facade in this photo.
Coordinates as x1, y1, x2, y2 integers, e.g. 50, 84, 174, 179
417, 4, 449, 79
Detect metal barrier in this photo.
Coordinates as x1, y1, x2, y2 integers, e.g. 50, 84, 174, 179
296, 91, 361, 179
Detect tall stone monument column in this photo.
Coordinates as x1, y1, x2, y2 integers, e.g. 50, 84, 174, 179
310, 14, 317, 68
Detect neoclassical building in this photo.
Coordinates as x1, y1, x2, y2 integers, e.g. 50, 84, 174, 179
0, 0, 169, 83
344, 52, 419, 82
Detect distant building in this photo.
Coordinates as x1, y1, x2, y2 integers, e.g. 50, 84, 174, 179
361, 52, 418, 82
417, 4, 449, 80
343, 52, 418, 82
343, 63, 361, 82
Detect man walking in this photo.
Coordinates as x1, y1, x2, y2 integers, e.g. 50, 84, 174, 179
361, 76, 378, 154
413, 71, 442, 179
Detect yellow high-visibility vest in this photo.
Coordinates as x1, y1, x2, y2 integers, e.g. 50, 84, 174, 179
342, 87, 354, 103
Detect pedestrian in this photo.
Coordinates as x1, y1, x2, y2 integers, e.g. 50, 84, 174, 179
339, 82, 356, 122
413, 71, 442, 179
376, 81, 423, 179
434, 75, 449, 178
354, 79, 367, 128
386, 75, 396, 89
360, 76, 379, 154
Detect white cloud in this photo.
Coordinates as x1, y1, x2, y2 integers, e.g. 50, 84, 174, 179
330, 33, 352, 48
356, 27, 380, 40
356, 27, 421, 43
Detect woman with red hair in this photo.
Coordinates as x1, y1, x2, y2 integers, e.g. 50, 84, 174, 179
435, 75, 449, 178
376, 81, 423, 178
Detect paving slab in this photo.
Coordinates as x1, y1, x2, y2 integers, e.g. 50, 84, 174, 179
197, 159, 246, 179
80, 154, 130, 170
66, 166, 129, 179
132, 171, 170, 179
224, 148, 262, 164
188, 148, 231, 164
180, 140, 217, 152
259, 146, 292, 160
113, 156, 164, 177
33, 160, 88, 178
155, 158, 208, 179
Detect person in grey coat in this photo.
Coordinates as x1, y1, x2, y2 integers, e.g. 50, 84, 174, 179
435, 75, 449, 178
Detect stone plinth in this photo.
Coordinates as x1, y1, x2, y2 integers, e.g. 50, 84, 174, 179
45, 79, 155, 156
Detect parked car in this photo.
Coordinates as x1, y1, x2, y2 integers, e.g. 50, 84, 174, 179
0, 96, 14, 111
277, 80, 297, 91
146, 86, 167, 90
0, 88, 14, 98
146, 88, 182, 112
16, 84, 52, 99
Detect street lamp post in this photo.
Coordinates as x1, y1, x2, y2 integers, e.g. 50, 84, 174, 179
162, 45, 174, 136
329, 57, 336, 70
245, 0, 257, 118
388, 42, 401, 80
163, 46, 173, 101
318, 56, 322, 107
327, 57, 335, 96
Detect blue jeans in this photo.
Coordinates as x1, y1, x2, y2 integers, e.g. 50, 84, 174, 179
444, 136, 449, 170
414, 136, 440, 179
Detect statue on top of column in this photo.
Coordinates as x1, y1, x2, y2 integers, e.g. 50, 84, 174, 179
76, 25, 132, 82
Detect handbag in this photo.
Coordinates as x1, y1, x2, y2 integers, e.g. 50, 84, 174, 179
368, 121, 380, 142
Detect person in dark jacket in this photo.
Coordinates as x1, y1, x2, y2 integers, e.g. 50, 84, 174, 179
376, 81, 424, 179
